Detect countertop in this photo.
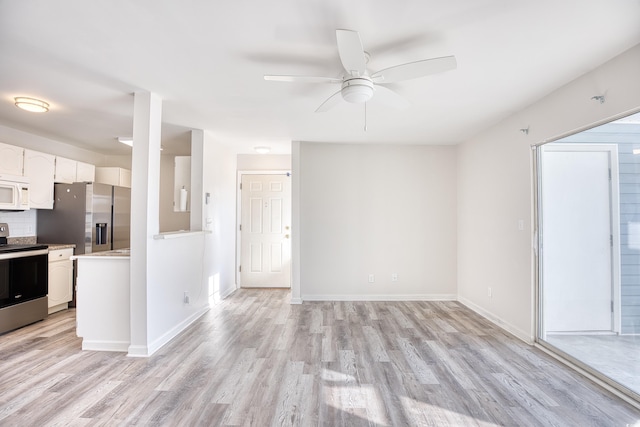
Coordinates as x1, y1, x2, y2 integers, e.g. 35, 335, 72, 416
43, 243, 77, 251
8, 236, 76, 252
72, 248, 130, 260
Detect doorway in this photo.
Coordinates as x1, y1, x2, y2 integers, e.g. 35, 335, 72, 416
238, 173, 292, 288
539, 143, 620, 336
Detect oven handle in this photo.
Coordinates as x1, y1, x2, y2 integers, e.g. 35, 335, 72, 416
0, 248, 48, 260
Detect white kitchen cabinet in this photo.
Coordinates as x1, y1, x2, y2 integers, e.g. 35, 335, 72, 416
0, 142, 24, 176
76, 161, 95, 182
95, 167, 131, 188
24, 149, 55, 209
54, 156, 77, 183
48, 247, 74, 314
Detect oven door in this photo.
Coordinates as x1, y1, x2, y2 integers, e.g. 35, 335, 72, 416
0, 250, 48, 308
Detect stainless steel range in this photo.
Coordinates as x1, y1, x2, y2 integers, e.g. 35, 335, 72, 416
0, 223, 49, 334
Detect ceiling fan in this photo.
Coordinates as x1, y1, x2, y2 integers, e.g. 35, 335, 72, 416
264, 29, 457, 113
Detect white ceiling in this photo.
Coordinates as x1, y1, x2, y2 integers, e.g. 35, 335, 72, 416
0, 1, 639, 156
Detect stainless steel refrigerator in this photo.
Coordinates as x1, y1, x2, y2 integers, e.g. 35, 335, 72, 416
37, 182, 131, 254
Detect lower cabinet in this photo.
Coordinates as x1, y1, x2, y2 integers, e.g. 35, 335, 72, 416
48, 248, 74, 314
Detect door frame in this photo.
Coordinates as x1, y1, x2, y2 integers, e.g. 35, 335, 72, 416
236, 170, 292, 288
536, 143, 621, 337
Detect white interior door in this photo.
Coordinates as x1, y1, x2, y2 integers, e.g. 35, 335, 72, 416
240, 174, 291, 288
541, 144, 618, 334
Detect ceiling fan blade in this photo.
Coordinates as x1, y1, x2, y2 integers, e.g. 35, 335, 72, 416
336, 29, 367, 76
264, 75, 342, 84
315, 89, 343, 113
371, 55, 457, 83
374, 85, 410, 109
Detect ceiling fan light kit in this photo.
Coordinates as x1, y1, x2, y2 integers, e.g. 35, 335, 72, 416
341, 78, 374, 103
264, 29, 457, 113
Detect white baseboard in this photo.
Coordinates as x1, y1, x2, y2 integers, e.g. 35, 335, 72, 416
128, 306, 210, 358
147, 305, 210, 356
218, 285, 237, 300
457, 296, 533, 344
127, 345, 149, 357
290, 297, 303, 304
301, 294, 457, 302
83, 339, 129, 352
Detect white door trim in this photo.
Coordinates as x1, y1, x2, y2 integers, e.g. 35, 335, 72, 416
539, 143, 621, 335
236, 170, 292, 288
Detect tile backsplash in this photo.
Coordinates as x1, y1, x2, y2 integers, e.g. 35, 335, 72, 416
0, 210, 37, 237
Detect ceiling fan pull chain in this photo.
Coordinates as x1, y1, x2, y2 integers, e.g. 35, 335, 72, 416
364, 103, 367, 132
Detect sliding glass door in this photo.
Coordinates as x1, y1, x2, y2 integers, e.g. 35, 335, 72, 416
537, 111, 640, 399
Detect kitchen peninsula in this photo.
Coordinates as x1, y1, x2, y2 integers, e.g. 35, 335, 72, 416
72, 249, 130, 352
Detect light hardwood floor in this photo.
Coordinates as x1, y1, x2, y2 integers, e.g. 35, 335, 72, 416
0, 289, 639, 426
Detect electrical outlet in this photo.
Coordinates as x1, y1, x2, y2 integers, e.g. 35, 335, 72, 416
368, 274, 375, 283
488, 287, 492, 298
184, 291, 190, 304
391, 273, 398, 282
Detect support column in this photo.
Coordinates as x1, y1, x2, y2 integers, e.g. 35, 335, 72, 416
190, 129, 204, 231
291, 140, 302, 304
128, 91, 162, 356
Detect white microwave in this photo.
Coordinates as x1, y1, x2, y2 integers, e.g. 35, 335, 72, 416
0, 175, 30, 210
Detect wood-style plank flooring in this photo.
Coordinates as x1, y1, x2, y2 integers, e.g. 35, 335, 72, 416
0, 289, 639, 426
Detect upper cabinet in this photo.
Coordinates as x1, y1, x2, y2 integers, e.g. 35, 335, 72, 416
76, 161, 95, 183
54, 156, 77, 183
55, 157, 96, 184
24, 150, 55, 209
0, 142, 25, 176
95, 167, 131, 188
0, 141, 99, 209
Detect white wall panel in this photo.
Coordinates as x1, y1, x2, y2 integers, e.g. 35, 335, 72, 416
297, 143, 457, 299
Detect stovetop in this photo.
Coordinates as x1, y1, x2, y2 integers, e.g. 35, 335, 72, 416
0, 243, 49, 254
0, 223, 48, 254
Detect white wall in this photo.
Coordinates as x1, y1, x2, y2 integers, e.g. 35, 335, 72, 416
102, 154, 132, 169
297, 142, 457, 300
237, 154, 291, 170
143, 132, 238, 353
203, 132, 238, 301
147, 233, 209, 353
457, 43, 640, 343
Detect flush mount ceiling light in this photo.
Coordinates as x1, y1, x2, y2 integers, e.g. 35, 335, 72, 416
254, 146, 271, 154
117, 137, 133, 147
14, 97, 49, 113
